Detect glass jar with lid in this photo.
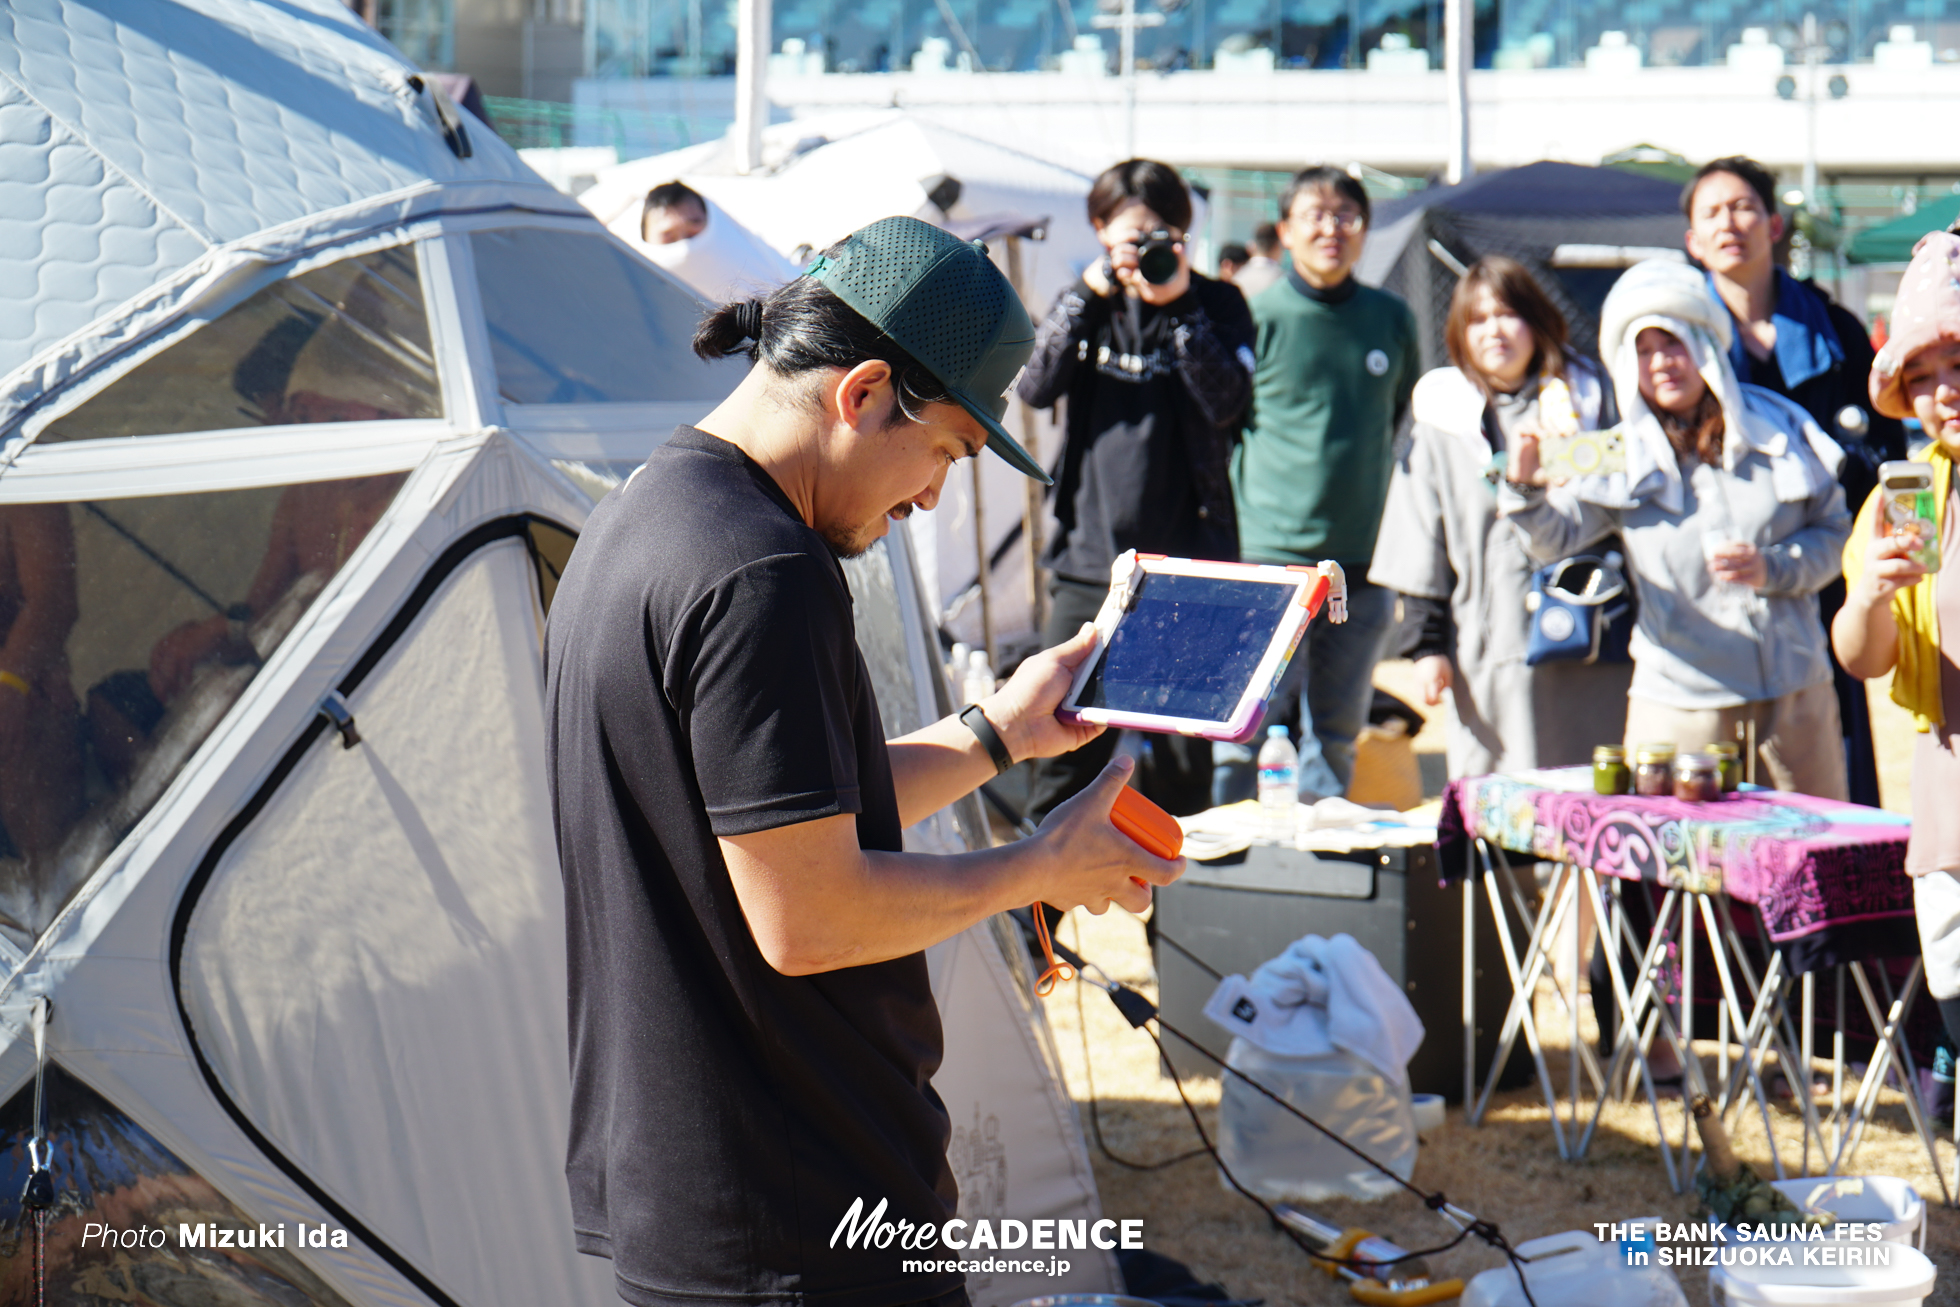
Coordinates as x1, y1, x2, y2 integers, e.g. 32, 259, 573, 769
1709, 741, 1742, 792
1593, 745, 1631, 795
1673, 752, 1721, 802
1633, 744, 1677, 797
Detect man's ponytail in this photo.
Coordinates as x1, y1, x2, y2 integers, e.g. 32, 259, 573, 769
686, 256, 952, 419
692, 298, 767, 361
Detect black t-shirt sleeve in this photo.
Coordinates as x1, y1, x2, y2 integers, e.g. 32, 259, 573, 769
682, 552, 866, 837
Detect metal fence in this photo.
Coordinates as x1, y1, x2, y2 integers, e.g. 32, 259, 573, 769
481, 95, 716, 161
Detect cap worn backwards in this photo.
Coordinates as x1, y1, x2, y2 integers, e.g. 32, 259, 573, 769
805, 215, 1047, 484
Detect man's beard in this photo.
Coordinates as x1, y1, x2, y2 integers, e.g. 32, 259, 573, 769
822, 503, 912, 561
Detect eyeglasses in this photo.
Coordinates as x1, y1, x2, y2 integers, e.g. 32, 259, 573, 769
1292, 210, 1366, 234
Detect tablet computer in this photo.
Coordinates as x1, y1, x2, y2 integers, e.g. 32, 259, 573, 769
1057, 551, 1347, 743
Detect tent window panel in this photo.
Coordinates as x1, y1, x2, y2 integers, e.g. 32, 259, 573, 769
0, 474, 406, 947
42, 247, 442, 444
524, 519, 578, 613
0, 1063, 356, 1305
471, 227, 736, 404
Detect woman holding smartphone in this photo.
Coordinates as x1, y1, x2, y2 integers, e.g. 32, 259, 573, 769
1833, 231, 1960, 1083
1500, 258, 1852, 797
1371, 256, 1628, 778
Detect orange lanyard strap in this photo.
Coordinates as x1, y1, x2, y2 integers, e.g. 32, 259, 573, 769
1030, 906, 1075, 996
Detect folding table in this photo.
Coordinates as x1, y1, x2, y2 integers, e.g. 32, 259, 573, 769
1436, 768, 1945, 1202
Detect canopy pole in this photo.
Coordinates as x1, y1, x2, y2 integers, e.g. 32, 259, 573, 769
1005, 236, 1047, 635
735, 0, 772, 174
1444, 0, 1471, 184
972, 460, 995, 671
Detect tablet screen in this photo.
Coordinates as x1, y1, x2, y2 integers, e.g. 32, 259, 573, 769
1077, 573, 1296, 722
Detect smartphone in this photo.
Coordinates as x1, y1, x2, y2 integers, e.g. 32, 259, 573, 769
1538, 426, 1626, 479
1879, 460, 1940, 572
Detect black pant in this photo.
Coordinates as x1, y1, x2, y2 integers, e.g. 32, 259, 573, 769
1024, 577, 1214, 826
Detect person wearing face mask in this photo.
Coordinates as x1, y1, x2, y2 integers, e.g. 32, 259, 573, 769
1685, 155, 1904, 806
1018, 158, 1255, 821
1834, 231, 1960, 1117
1501, 258, 1852, 798
1368, 257, 1629, 778
1225, 165, 1419, 804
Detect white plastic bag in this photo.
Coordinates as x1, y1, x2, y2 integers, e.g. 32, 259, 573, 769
1214, 1037, 1415, 1202
1461, 1228, 1688, 1307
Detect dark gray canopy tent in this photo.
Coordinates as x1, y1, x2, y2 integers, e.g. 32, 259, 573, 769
1356, 162, 1690, 373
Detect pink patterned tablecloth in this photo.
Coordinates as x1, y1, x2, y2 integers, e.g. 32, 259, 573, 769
1438, 769, 1913, 944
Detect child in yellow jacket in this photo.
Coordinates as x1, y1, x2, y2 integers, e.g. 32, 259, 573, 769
1834, 231, 1960, 1115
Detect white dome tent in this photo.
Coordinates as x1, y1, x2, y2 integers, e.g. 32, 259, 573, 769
0, 4, 1117, 1306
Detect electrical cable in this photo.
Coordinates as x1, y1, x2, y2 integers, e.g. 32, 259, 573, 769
1069, 913, 1208, 1172
1154, 927, 1225, 981
1030, 920, 1543, 1307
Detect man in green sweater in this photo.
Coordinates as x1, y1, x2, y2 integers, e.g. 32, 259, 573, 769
1227, 166, 1419, 802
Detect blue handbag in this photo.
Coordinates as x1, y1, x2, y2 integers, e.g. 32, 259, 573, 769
1524, 550, 1634, 666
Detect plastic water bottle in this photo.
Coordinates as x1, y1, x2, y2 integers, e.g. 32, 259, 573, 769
962, 649, 996, 705
1257, 724, 1297, 841
948, 642, 971, 695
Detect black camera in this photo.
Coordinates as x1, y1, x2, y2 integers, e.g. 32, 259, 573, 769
1131, 230, 1181, 285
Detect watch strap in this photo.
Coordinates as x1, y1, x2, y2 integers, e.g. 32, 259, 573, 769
959, 703, 1014, 775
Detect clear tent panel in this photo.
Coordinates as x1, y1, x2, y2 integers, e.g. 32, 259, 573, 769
0, 1063, 355, 1304
40, 247, 441, 444
470, 226, 739, 405
0, 474, 406, 947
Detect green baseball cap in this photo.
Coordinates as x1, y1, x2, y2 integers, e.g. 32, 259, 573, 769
805, 215, 1049, 485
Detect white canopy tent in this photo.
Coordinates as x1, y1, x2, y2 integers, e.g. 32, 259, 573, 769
580, 112, 1130, 662
0, 4, 1117, 1305
600, 194, 802, 305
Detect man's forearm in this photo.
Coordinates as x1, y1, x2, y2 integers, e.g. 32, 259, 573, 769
735, 836, 1047, 975
886, 712, 1006, 829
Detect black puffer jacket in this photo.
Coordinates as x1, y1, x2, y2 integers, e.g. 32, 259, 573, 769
1018, 273, 1255, 583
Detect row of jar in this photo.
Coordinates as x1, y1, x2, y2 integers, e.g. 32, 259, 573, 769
1592, 743, 1739, 801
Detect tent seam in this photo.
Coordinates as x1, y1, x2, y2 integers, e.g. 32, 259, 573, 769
0, 65, 215, 251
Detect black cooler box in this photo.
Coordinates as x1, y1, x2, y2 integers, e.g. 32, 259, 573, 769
1151, 840, 1532, 1101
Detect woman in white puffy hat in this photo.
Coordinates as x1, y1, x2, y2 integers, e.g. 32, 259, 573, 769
1500, 257, 1853, 797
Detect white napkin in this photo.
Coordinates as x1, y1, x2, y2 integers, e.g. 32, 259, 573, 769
1203, 933, 1425, 1079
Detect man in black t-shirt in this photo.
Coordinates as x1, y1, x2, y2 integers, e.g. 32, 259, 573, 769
544, 217, 1182, 1307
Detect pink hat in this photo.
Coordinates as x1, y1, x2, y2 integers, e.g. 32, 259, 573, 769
1871, 231, 1960, 419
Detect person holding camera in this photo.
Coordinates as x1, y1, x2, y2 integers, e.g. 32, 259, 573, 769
1018, 158, 1255, 822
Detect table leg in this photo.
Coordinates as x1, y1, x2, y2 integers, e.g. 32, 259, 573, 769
1697, 893, 1785, 1181
1571, 864, 1581, 1142
1470, 839, 1572, 1158
1523, 862, 1606, 1104
1716, 905, 1828, 1174
1575, 870, 1681, 1192
1831, 961, 1949, 1206
1602, 889, 1682, 1104
1802, 970, 1815, 1177
1833, 965, 1847, 1150
1463, 868, 1476, 1114
1679, 891, 1697, 1183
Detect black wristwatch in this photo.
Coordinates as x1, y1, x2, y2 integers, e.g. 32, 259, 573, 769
960, 703, 1014, 775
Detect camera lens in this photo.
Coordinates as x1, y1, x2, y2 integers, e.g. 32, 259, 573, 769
1137, 234, 1179, 285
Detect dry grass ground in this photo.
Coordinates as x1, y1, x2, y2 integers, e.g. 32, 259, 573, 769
1037, 662, 1949, 1306
1044, 904, 1958, 1307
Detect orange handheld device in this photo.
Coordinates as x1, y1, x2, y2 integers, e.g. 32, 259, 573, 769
1028, 789, 1183, 997
1111, 787, 1183, 860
